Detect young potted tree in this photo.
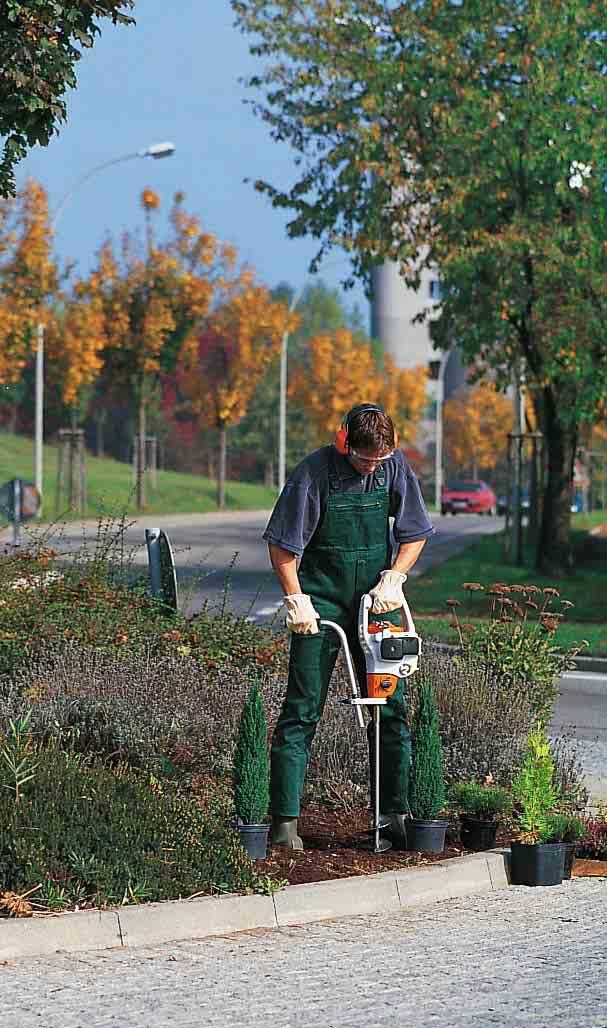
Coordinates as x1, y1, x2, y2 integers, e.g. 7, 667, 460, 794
233, 682, 270, 860
510, 724, 565, 886
407, 678, 448, 853
450, 781, 512, 851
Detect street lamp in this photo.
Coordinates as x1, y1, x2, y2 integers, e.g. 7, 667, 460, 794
429, 347, 452, 512
34, 141, 176, 503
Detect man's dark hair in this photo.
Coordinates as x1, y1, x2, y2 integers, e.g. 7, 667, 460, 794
347, 406, 395, 451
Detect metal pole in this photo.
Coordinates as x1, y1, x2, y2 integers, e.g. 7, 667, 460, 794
374, 705, 381, 853
145, 527, 162, 599
434, 347, 450, 511
12, 478, 21, 547
435, 371, 445, 511
34, 323, 44, 501
278, 326, 288, 495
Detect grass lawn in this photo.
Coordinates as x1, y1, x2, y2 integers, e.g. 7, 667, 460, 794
0, 430, 277, 519
408, 525, 607, 656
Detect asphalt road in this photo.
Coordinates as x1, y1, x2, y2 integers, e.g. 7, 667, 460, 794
2, 509, 506, 622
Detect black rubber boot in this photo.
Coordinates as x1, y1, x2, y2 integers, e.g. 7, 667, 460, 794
270, 816, 304, 850
380, 812, 409, 850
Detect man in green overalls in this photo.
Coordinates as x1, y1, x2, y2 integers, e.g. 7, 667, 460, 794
263, 404, 434, 849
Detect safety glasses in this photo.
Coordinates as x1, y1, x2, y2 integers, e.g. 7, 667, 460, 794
348, 448, 395, 465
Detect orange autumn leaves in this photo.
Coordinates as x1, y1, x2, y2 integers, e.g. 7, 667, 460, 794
0, 181, 56, 383
290, 328, 428, 448
179, 282, 298, 430
444, 381, 514, 474
1, 182, 427, 446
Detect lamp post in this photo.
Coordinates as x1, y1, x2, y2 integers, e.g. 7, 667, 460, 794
278, 286, 302, 495
34, 142, 176, 504
429, 347, 452, 512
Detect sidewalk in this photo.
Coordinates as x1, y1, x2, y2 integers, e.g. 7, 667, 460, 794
2, 879, 605, 1027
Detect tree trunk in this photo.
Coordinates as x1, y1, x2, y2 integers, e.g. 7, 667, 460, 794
535, 387, 576, 574
94, 410, 106, 459
137, 387, 146, 511
217, 423, 227, 509
8, 403, 18, 434
264, 460, 275, 488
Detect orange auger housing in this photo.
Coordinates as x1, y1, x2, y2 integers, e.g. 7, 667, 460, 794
358, 595, 421, 699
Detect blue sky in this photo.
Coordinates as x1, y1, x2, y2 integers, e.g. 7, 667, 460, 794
17, 0, 367, 316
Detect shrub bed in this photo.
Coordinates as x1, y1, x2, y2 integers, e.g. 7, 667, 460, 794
0, 746, 256, 910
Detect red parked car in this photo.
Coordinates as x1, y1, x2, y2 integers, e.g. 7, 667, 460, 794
441, 480, 498, 516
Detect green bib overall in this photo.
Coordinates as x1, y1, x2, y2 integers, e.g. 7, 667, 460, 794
270, 456, 411, 817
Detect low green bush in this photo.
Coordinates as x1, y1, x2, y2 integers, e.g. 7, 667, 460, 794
0, 543, 279, 683
450, 782, 512, 820
0, 745, 257, 909
545, 811, 586, 844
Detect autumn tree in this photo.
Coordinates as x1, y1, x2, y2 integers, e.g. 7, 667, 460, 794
0, 2, 134, 197
0, 180, 57, 384
234, 0, 607, 572
91, 191, 230, 508
178, 281, 297, 508
444, 382, 514, 480
290, 327, 427, 449
44, 283, 107, 423
231, 279, 375, 481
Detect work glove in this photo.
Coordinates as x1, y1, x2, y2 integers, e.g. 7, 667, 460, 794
369, 570, 408, 614
284, 593, 320, 635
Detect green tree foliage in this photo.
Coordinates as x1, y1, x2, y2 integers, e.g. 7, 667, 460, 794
233, 683, 269, 824
234, 0, 607, 572
0, 2, 135, 197
409, 678, 446, 820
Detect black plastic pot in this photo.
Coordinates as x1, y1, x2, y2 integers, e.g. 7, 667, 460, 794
562, 842, 577, 880
406, 818, 449, 853
460, 816, 498, 852
236, 823, 270, 861
510, 842, 565, 887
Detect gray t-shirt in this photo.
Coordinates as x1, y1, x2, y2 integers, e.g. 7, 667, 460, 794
263, 445, 435, 557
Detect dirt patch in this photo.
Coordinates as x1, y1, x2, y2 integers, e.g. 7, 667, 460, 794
572, 858, 607, 877
257, 803, 514, 886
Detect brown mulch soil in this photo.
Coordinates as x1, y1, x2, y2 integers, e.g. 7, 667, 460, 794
572, 858, 607, 877
256, 803, 515, 886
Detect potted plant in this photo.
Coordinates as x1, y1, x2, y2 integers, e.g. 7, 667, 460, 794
544, 811, 587, 880
407, 678, 448, 853
510, 723, 565, 886
233, 682, 270, 860
450, 781, 512, 851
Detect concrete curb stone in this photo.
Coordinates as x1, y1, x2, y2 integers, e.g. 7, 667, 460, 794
1, 849, 510, 962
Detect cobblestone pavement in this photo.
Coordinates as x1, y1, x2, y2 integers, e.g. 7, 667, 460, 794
2, 879, 607, 1028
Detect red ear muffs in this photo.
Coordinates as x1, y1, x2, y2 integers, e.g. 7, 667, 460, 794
334, 422, 399, 454
335, 426, 349, 454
